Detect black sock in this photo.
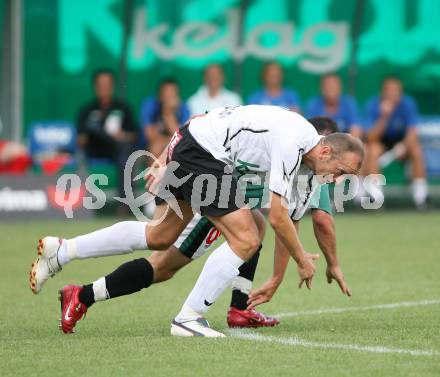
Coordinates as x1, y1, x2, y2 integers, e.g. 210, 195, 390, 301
79, 258, 154, 308
230, 245, 261, 310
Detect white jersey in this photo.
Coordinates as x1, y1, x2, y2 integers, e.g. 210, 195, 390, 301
288, 164, 322, 221
188, 105, 320, 201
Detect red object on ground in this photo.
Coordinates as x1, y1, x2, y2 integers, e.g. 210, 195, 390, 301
59, 285, 88, 334
227, 307, 280, 328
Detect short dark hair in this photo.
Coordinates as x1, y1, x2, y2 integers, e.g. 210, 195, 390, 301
308, 116, 338, 136
92, 68, 116, 84
322, 132, 365, 170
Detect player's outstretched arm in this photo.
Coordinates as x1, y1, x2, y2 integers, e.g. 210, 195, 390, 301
311, 209, 352, 296
247, 234, 319, 309
268, 192, 316, 289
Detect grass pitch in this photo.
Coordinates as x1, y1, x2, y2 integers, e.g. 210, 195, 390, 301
1, 211, 439, 377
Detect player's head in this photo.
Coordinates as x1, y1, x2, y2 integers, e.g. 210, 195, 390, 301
262, 61, 283, 88
381, 75, 402, 103
204, 64, 224, 91
308, 116, 338, 136
320, 73, 341, 103
311, 133, 364, 183
92, 68, 116, 103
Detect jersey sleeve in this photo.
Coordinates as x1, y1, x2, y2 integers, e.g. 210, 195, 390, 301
269, 143, 301, 200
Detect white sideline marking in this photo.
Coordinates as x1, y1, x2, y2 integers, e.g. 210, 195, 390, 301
228, 330, 440, 357
272, 299, 440, 319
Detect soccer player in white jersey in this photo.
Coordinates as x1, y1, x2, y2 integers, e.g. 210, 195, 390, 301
30, 106, 363, 335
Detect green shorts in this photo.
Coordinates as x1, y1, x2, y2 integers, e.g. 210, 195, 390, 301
308, 184, 332, 215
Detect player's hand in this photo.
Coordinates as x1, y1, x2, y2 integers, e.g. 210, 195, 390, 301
326, 264, 352, 296
297, 252, 319, 290
247, 278, 280, 309
144, 160, 166, 195
144, 147, 168, 194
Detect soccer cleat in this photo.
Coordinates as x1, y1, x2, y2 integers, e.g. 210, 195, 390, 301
170, 318, 226, 338
58, 285, 87, 334
227, 307, 280, 328
29, 237, 63, 294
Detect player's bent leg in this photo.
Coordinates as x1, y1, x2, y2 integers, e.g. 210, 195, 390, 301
208, 208, 261, 261
29, 221, 149, 294
227, 210, 280, 328
173, 208, 260, 334
59, 258, 155, 333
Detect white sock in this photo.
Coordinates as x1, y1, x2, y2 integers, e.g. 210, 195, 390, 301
412, 178, 428, 206
92, 277, 109, 302
175, 243, 245, 322
57, 221, 148, 266
231, 276, 252, 294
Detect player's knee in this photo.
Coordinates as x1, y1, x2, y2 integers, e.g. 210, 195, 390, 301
146, 230, 172, 251
231, 233, 261, 261
152, 266, 176, 283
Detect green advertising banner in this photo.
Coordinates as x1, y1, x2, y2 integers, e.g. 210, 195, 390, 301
22, 0, 440, 132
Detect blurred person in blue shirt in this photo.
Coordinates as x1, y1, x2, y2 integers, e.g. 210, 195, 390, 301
139, 78, 190, 158
247, 62, 301, 111
364, 76, 427, 209
307, 74, 363, 138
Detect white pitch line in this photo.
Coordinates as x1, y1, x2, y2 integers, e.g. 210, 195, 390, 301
271, 299, 440, 319
228, 330, 440, 357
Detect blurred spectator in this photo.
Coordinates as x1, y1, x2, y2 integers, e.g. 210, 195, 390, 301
247, 62, 300, 111
307, 74, 363, 137
187, 64, 242, 115
77, 68, 137, 201
139, 78, 190, 158
0, 140, 31, 174
364, 76, 428, 209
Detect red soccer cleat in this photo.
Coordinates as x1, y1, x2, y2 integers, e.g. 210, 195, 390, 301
227, 307, 280, 328
58, 285, 88, 334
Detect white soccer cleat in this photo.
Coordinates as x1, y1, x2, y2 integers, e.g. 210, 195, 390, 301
170, 318, 226, 338
29, 237, 63, 294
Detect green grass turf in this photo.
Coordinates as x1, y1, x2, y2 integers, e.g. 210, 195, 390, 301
1, 212, 439, 377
